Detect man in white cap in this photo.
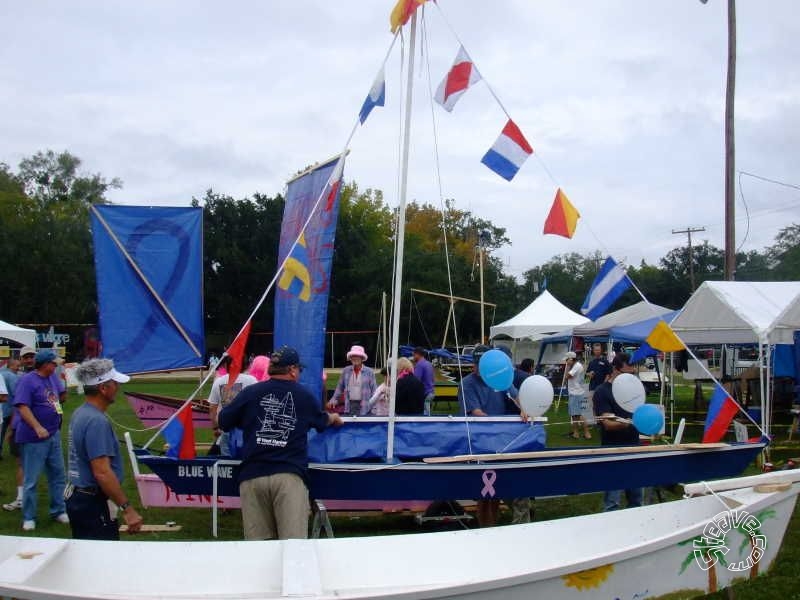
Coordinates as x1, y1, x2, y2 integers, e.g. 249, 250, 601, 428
564, 351, 591, 440
66, 358, 143, 539
328, 344, 376, 416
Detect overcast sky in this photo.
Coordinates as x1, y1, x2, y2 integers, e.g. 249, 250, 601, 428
2, 0, 798, 280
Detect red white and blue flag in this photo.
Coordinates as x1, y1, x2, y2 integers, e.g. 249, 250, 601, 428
481, 119, 533, 181
163, 403, 196, 459
359, 68, 386, 124
702, 384, 739, 443
435, 46, 482, 112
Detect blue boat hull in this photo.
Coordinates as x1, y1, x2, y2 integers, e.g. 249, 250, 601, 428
135, 440, 765, 501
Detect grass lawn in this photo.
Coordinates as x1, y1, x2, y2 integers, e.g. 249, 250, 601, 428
1, 375, 798, 599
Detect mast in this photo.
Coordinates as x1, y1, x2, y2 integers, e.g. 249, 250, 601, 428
386, 11, 418, 460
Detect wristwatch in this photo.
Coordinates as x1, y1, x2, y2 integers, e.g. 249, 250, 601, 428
119, 501, 131, 511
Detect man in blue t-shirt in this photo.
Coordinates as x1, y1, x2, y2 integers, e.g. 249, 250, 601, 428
13, 349, 69, 531
66, 358, 143, 539
219, 346, 343, 540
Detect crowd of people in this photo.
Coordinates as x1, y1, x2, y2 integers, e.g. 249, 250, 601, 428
0, 339, 641, 543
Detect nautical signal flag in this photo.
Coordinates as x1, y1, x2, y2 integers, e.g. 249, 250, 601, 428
359, 68, 385, 124
324, 159, 345, 212
278, 234, 312, 301
481, 119, 533, 181
163, 403, 196, 459
390, 0, 430, 33
630, 320, 685, 363
580, 257, 632, 321
435, 46, 482, 112
225, 319, 252, 389
703, 384, 739, 443
543, 188, 580, 238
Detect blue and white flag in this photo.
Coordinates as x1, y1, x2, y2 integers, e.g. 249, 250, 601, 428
581, 257, 632, 321
359, 68, 386, 124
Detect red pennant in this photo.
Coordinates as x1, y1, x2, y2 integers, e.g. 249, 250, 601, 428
225, 320, 252, 389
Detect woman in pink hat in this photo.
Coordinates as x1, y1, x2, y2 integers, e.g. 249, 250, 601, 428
328, 345, 377, 416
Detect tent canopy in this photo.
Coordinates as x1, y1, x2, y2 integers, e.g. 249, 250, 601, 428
608, 310, 680, 344
0, 320, 36, 349
670, 281, 800, 345
573, 301, 672, 338
489, 290, 589, 341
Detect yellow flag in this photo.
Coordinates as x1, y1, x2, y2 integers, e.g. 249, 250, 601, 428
390, 0, 429, 33
646, 320, 685, 352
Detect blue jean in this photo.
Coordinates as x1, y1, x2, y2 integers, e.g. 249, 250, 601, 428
603, 488, 643, 512
21, 432, 67, 521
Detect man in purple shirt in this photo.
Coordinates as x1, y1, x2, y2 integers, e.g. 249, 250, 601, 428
14, 349, 69, 531
412, 347, 435, 415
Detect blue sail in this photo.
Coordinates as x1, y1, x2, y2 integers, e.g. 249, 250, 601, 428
90, 206, 205, 373
274, 159, 343, 402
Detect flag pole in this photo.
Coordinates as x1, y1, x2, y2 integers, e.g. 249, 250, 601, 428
386, 11, 418, 461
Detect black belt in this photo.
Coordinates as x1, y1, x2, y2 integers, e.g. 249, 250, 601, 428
74, 486, 100, 495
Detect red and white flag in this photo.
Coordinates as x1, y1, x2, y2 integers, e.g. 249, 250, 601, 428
435, 46, 482, 112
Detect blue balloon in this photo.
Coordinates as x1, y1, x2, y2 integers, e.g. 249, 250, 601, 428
632, 404, 664, 436
478, 348, 514, 391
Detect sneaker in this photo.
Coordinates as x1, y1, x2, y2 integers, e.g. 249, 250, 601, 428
22, 520, 35, 531
3, 499, 22, 511
54, 513, 70, 524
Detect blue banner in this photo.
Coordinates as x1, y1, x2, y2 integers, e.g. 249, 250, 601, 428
90, 206, 205, 373
274, 158, 343, 401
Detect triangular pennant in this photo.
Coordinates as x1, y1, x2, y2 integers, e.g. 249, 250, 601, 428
543, 188, 580, 238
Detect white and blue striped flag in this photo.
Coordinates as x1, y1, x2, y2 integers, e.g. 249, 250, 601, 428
358, 68, 386, 124
581, 257, 632, 321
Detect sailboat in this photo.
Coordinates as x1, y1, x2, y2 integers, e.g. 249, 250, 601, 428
131, 0, 767, 508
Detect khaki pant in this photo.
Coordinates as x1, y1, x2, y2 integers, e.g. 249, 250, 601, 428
240, 473, 310, 540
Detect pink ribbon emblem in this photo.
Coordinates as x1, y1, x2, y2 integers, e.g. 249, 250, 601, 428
481, 470, 497, 498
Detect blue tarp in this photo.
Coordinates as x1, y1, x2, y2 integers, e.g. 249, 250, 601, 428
90, 206, 205, 373
308, 421, 546, 462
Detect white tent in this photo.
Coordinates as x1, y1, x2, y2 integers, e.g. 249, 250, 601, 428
671, 281, 800, 437
490, 290, 589, 340
0, 320, 36, 349
671, 281, 800, 345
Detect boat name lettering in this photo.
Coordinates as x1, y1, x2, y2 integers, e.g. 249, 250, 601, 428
176, 465, 234, 479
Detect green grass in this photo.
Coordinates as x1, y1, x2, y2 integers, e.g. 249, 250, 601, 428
1, 377, 798, 599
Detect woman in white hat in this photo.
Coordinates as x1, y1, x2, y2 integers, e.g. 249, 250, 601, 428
328, 345, 377, 416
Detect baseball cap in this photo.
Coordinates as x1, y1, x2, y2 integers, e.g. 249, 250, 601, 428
471, 344, 491, 364
19, 346, 36, 357
271, 345, 301, 368
34, 349, 64, 365
84, 364, 131, 386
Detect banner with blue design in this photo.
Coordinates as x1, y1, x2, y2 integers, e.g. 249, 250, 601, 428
274, 157, 344, 401
90, 206, 205, 373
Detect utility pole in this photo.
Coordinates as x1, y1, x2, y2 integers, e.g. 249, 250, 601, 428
673, 226, 706, 291
700, 0, 737, 280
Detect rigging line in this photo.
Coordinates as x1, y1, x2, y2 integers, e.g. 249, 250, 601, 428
421, 17, 473, 453
736, 171, 751, 251
739, 170, 800, 192
431, 1, 562, 191
146, 33, 404, 450
406, 291, 414, 345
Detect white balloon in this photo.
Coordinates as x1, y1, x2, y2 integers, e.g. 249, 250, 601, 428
518, 375, 554, 418
611, 373, 646, 412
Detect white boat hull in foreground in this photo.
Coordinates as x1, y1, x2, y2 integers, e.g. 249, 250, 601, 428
0, 472, 797, 600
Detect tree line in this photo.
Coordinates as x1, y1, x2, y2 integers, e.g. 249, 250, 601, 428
1, 150, 798, 353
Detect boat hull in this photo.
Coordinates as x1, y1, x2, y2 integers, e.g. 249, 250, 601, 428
0, 478, 796, 599
125, 391, 212, 429
134, 440, 766, 500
